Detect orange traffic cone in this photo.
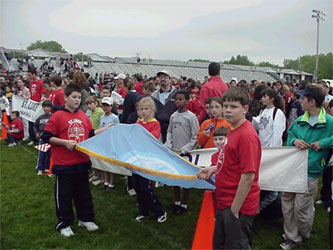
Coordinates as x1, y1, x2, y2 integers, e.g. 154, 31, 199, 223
1, 111, 9, 140
191, 190, 215, 250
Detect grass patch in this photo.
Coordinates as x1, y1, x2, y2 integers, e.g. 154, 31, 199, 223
0, 140, 330, 249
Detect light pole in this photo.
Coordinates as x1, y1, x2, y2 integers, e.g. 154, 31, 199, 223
312, 9, 326, 82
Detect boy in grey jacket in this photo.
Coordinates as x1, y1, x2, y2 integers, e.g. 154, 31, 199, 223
165, 90, 199, 215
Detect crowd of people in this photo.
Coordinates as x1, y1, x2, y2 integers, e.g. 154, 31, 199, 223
0, 62, 332, 249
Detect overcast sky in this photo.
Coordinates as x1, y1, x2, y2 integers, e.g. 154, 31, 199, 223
1, 0, 332, 65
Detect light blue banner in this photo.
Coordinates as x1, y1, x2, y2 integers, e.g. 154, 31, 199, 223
77, 124, 215, 189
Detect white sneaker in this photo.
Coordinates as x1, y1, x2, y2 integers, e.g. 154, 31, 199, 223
8, 142, 17, 147
92, 179, 104, 186
89, 176, 99, 182
27, 141, 34, 146
78, 220, 99, 231
60, 226, 74, 237
128, 189, 136, 196
315, 200, 323, 204
22, 137, 29, 142
37, 170, 43, 176
157, 212, 167, 223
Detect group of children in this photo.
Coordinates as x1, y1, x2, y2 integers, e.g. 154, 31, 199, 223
2, 71, 332, 249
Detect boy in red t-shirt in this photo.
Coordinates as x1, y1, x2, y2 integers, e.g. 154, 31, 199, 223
210, 126, 229, 166
48, 75, 65, 112
2, 111, 24, 147
198, 87, 262, 249
42, 84, 113, 237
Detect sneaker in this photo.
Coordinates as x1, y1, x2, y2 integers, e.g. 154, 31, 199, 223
282, 234, 287, 241
44, 169, 50, 173
60, 226, 74, 237
22, 137, 29, 142
8, 142, 17, 147
78, 220, 99, 231
37, 170, 43, 176
92, 179, 104, 186
89, 176, 99, 182
155, 181, 164, 188
127, 189, 136, 196
280, 239, 301, 250
157, 212, 167, 223
315, 200, 323, 204
27, 141, 35, 146
135, 215, 148, 222
48, 174, 54, 177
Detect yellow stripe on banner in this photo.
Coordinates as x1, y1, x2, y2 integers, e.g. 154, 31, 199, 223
76, 145, 198, 181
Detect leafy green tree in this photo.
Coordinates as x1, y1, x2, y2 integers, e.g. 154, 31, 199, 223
257, 61, 281, 68
27, 40, 67, 53
223, 55, 254, 66
73, 53, 92, 62
284, 53, 332, 80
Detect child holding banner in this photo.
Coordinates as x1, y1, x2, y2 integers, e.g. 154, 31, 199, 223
98, 96, 119, 191
42, 84, 113, 237
197, 87, 262, 249
134, 97, 167, 223
280, 85, 333, 250
165, 90, 199, 215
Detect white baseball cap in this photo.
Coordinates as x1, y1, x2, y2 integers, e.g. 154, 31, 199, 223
101, 96, 114, 105
115, 73, 126, 80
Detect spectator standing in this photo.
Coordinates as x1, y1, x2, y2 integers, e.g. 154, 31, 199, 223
199, 62, 229, 124
151, 70, 178, 143
27, 67, 45, 145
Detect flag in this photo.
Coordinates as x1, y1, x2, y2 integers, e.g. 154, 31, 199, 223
76, 124, 215, 189
34, 143, 51, 152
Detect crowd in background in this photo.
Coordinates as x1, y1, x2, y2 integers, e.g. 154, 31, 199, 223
0, 63, 332, 248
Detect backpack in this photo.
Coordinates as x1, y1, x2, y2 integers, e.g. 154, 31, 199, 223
272, 107, 290, 142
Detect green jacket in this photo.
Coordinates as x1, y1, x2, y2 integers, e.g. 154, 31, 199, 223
287, 107, 333, 178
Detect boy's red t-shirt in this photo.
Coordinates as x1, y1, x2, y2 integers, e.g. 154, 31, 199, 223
211, 151, 219, 166
44, 109, 93, 165
10, 119, 24, 141
215, 120, 261, 216
49, 88, 65, 106
136, 118, 161, 140
29, 79, 45, 102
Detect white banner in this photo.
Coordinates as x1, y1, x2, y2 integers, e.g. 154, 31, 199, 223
12, 95, 44, 122
0, 96, 10, 114
91, 146, 308, 193
180, 147, 308, 193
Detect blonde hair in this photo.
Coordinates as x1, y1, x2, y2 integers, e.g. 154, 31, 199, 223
85, 95, 100, 106
138, 97, 156, 113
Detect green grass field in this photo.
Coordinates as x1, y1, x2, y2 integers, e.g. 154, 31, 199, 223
0, 140, 330, 249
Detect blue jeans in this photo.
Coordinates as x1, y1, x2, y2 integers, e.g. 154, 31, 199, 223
37, 138, 50, 171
